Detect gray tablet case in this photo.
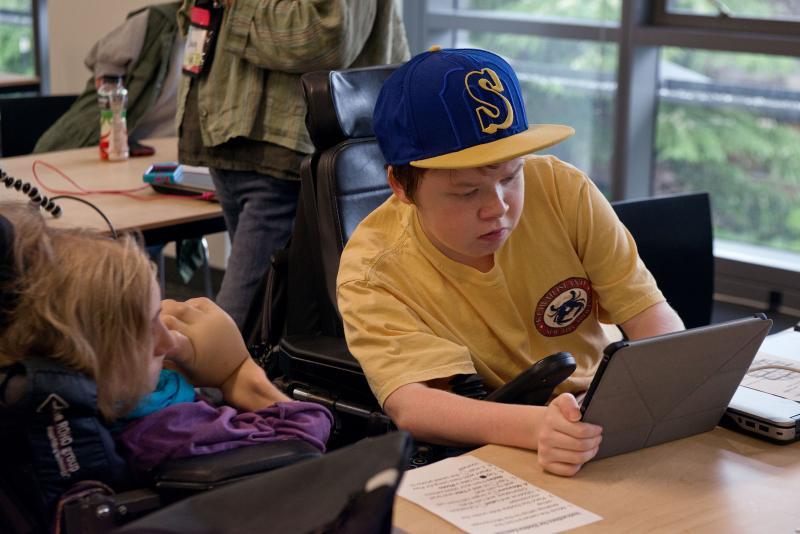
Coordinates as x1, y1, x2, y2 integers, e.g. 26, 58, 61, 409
581, 315, 772, 460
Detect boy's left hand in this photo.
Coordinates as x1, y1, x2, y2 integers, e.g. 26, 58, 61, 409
160, 297, 250, 387
536, 393, 603, 476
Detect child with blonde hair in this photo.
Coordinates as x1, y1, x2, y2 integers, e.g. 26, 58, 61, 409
0, 203, 330, 519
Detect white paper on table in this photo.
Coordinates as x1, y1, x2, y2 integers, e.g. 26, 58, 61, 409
397, 456, 601, 534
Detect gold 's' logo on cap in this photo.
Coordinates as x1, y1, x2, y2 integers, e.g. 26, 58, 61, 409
464, 68, 514, 134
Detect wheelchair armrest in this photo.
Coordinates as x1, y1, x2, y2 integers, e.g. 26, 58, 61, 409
152, 440, 321, 494
279, 334, 362, 372
278, 334, 378, 407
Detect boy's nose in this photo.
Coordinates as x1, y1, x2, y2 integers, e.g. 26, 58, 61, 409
480, 188, 509, 219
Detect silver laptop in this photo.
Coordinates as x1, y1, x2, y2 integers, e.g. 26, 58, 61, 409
722, 327, 800, 442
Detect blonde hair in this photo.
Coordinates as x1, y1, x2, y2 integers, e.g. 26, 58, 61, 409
0, 203, 156, 420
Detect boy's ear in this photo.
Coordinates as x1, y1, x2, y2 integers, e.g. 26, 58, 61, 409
387, 166, 412, 205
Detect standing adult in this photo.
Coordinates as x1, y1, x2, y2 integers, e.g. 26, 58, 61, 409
177, 1, 410, 329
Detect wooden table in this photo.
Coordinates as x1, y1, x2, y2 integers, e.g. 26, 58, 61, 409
0, 138, 224, 245
395, 330, 800, 532
395, 429, 800, 533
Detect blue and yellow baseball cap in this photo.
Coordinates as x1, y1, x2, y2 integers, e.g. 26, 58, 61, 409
373, 47, 574, 169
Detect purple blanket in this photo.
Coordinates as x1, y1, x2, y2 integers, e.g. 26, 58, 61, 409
116, 400, 333, 472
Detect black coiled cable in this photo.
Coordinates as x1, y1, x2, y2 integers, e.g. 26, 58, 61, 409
1, 167, 62, 217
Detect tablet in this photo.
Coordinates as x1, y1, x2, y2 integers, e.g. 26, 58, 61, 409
580, 314, 772, 460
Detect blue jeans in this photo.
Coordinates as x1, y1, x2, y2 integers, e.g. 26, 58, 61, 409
210, 168, 300, 329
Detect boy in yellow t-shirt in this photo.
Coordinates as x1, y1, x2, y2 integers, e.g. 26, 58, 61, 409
336, 47, 685, 476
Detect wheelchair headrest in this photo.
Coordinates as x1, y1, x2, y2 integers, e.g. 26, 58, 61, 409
302, 65, 398, 153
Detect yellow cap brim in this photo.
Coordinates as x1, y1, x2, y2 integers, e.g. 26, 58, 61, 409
410, 124, 575, 169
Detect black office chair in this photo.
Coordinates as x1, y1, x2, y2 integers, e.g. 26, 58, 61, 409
268, 66, 398, 446
0, 95, 78, 157
612, 192, 714, 329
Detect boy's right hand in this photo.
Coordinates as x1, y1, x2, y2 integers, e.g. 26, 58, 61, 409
536, 393, 603, 477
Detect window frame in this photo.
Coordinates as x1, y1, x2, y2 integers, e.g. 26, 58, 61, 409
0, 0, 47, 94
653, 0, 800, 37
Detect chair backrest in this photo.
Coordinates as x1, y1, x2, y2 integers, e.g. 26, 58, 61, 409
611, 192, 714, 329
0, 95, 78, 157
284, 66, 395, 341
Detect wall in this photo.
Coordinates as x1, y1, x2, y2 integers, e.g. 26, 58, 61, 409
46, 0, 230, 270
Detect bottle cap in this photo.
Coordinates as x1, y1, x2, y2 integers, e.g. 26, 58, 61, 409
101, 74, 123, 83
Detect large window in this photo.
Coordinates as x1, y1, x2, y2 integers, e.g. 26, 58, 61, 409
0, 0, 34, 76
0, 0, 42, 94
655, 49, 800, 253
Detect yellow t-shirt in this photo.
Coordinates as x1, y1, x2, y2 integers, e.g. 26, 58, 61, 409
337, 155, 664, 407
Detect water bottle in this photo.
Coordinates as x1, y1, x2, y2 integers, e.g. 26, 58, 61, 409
98, 75, 129, 161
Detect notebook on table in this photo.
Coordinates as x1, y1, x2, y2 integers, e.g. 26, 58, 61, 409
722, 327, 800, 442
580, 314, 772, 460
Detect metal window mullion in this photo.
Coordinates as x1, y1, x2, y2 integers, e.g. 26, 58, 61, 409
653, 10, 800, 38
612, 0, 658, 201
403, 0, 429, 54
0, 9, 32, 25
32, 0, 47, 94
426, 10, 619, 42
632, 26, 800, 58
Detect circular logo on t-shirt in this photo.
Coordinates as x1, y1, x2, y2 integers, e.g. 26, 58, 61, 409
534, 277, 593, 337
